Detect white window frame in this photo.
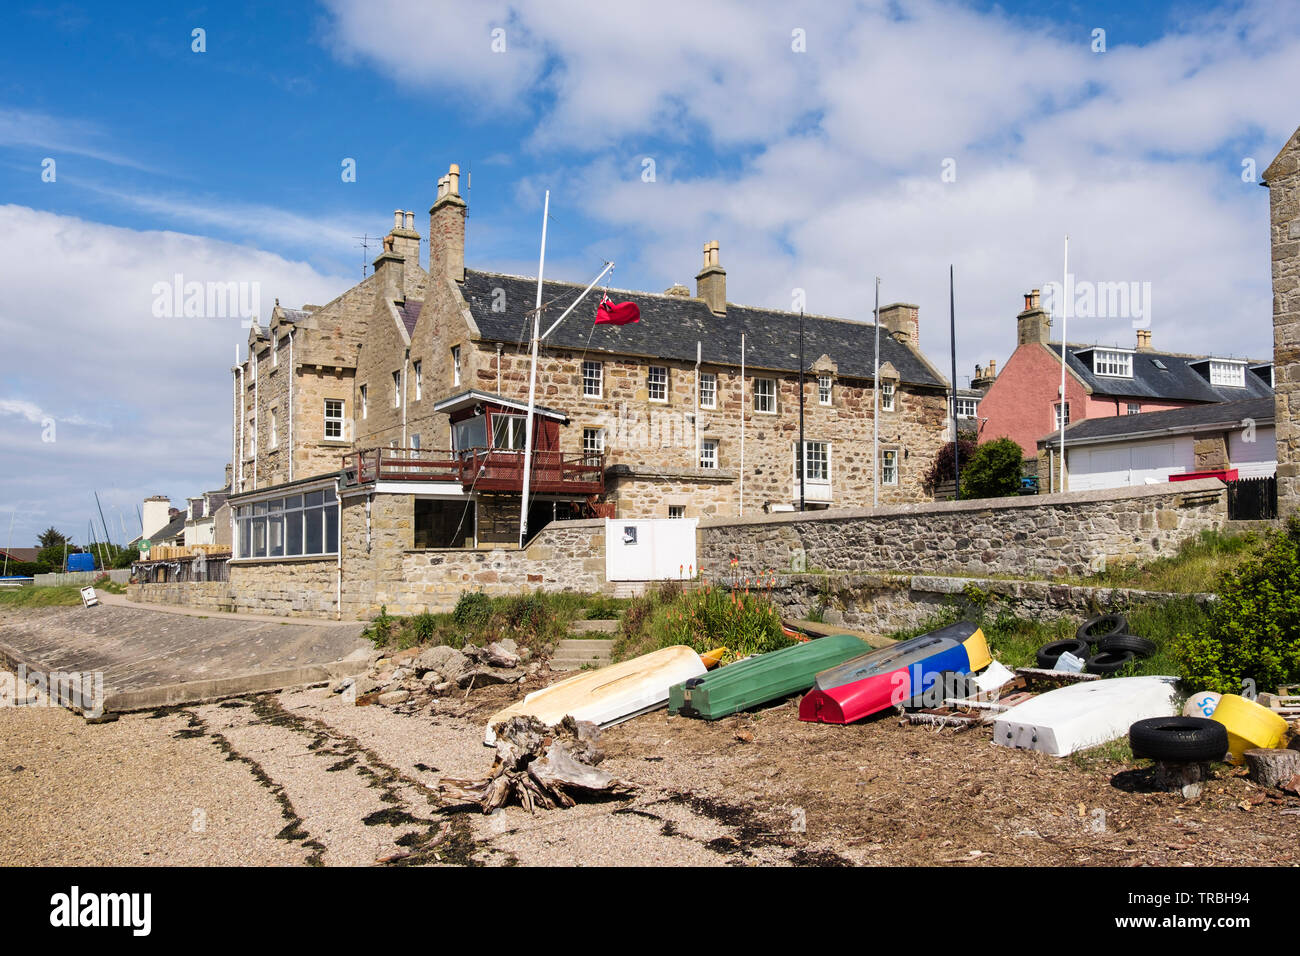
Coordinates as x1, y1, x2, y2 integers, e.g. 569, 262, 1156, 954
270, 408, 278, 449
796, 440, 830, 485
1209, 360, 1246, 387
1093, 349, 1133, 378
668, 505, 686, 519
271, 341, 278, 368
881, 382, 895, 411
392, 370, 401, 408
583, 360, 603, 398
648, 366, 668, 403
700, 438, 719, 469
754, 378, 776, 414
818, 373, 832, 406
956, 397, 977, 418
1126, 402, 1141, 415
451, 346, 461, 388
414, 360, 423, 400
880, 448, 899, 486
1054, 401, 1070, 430
324, 399, 344, 440
582, 426, 605, 462
699, 372, 717, 410
360, 384, 368, 419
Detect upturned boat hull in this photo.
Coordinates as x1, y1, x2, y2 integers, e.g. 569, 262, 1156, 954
669, 633, 870, 720
799, 622, 990, 724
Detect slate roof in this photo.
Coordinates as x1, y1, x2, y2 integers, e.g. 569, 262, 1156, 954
1048, 344, 1273, 403
1038, 396, 1275, 447
146, 513, 188, 543
280, 308, 311, 323
459, 270, 946, 388
397, 299, 422, 339
0, 547, 40, 563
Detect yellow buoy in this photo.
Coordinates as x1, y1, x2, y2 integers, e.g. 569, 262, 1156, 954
1211, 694, 1289, 764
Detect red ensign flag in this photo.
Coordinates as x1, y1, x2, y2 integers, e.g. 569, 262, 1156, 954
595, 294, 640, 325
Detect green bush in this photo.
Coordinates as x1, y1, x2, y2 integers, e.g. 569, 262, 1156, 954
364, 605, 395, 646
960, 437, 1024, 499
452, 590, 492, 631
410, 611, 438, 644
1172, 517, 1300, 694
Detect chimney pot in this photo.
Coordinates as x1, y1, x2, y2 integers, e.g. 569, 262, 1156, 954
405, 211, 414, 230
394, 210, 403, 230
695, 240, 726, 315
448, 163, 461, 196
988, 358, 997, 376
1135, 328, 1152, 350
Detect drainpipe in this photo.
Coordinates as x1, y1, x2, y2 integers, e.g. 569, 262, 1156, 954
253, 341, 260, 489
238, 361, 246, 493
335, 476, 342, 620
496, 343, 503, 393
402, 348, 410, 449
739, 332, 745, 516
288, 327, 295, 482
694, 341, 701, 469
231, 355, 238, 493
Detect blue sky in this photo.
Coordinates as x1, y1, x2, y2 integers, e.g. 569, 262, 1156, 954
1, 0, 1298, 550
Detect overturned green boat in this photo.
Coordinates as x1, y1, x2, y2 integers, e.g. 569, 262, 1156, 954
668, 634, 871, 720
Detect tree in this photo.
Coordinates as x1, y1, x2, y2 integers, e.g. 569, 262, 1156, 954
960, 437, 1024, 499
37, 527, 69, 549
923, 439, 977, 493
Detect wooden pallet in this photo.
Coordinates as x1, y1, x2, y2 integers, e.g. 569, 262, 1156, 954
1257, 693, 1300, 717
1014, 667, 1101, 687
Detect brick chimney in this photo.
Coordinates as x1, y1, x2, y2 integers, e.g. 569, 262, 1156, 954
372, 219, 405, 304
878, 303, 920, 348
695, 240, 726, 315
971, 358, 998, 391
429, 163, 466, 283
1017, 289, 1050, 346
1135, 328, 1152, 350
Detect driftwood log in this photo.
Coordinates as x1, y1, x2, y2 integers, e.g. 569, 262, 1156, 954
1244, 748, 1300, 790
438, 715, 632, 813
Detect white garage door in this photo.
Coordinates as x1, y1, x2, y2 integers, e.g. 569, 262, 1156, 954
1228, 425, 1277, 479
1068, 438, 1194, 491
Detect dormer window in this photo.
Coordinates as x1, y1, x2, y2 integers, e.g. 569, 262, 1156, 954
1209, 360, 1246, 387
1092, 349, 1133, 378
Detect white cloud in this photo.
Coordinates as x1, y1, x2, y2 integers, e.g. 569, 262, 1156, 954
0, 205, 350, 548
320, 0, 1295, 378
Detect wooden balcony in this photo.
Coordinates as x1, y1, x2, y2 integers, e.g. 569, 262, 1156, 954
342, 447, 604, 496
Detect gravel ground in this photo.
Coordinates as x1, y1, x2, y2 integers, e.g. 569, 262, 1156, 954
3, 662, 1296, 867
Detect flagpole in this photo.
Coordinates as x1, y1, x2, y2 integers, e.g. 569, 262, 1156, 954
1058, 234, 1069, 493
950, 265, 960, 500
519, 189, 549, 547
739, 332, 746, 516
798, 309, 805, 512
873, 277, 881, 508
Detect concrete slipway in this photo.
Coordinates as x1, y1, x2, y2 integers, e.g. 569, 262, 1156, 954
0, 595, 370, 718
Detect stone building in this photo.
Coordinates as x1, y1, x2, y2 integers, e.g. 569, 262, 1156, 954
227, 163, 952, 553
216, 163, 954, 614
1265, 125, 1300, 515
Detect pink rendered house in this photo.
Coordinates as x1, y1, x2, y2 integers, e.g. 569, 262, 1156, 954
977, 290, 1273, 463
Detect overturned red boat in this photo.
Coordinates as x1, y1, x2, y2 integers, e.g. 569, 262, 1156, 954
799, 621, 992, 724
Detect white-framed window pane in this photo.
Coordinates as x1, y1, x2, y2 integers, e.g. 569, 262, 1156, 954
414, 360, 423, 399
493, 414, 526, 450
583, 360, 602, 397
1094, 350, 1133, 378
583, 427, 604, 461
956, 398, 977, 418
451, 346, 460, 387
881, 449, 898, 485
1127, 402, 1141, 415
699, 372, 716, 409
1054, 402, 1070, 429
818, 373, 832, 405
668, 505, 685, 519
1209, 361, 1245, 387
648, 366, 668, 402
800, 440, 828, 482
755, 378, 775, 413
270, 409, 278, 448
700, 439, 718, 469
324, 399, 343, 439
392, 370, 401, 406
360, 384, 367, 419
881, 383, 895, 411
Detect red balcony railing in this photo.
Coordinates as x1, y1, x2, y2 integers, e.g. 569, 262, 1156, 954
342, 447, 604, 495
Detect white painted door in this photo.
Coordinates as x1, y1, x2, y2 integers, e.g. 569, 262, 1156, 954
1229, 425, 1277, 478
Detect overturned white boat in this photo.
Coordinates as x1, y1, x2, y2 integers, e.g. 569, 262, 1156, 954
484, 645, 706, 745
994, 675, 1179, 757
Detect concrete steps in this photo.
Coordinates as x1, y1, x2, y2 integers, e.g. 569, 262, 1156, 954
551, 620, 618, 671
